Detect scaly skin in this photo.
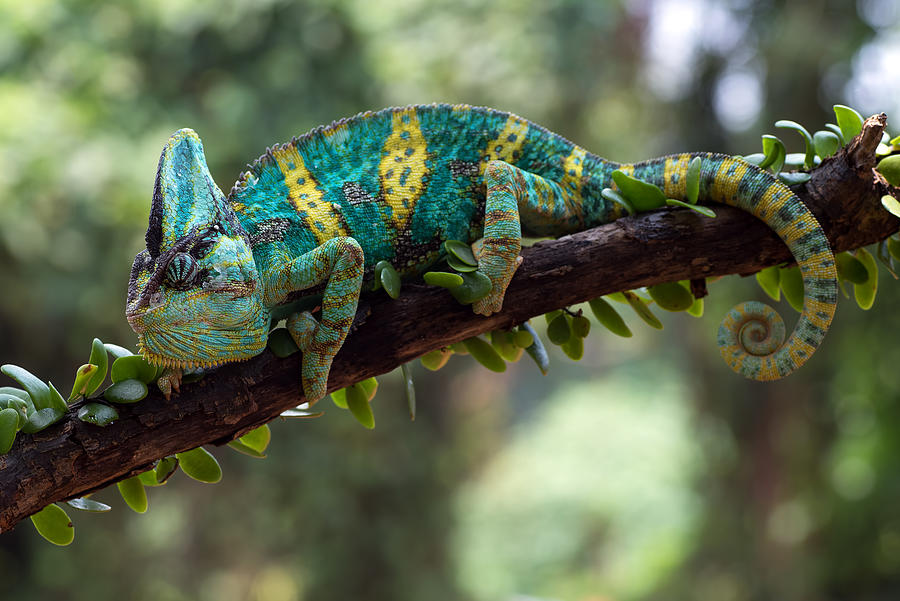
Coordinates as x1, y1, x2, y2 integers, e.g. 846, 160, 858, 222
126, 104, 838, 401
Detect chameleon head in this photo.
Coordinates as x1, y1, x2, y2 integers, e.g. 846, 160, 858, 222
125, 128, 270, 368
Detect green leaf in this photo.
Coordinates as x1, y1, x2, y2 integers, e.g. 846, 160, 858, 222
21, 407, 65, 434
622, 291, 663, 329
346, 383, 375, 429
513, 328, 534, 348
490, 330, 523, 362
813, 130, 841, 159
103, 343, 134, 361
68, 364, 99, 402
420, 348, 452, 371
155, 456, 179, 483
177, 447, 223, 483
30, 504, 74, 546
0, 408, 19, 453
560, 334, 584, 361
117, 476, 148, 513
76, 402, 119, 426
227, 439, 266, 458
834, 104, 863, 143
521, 322, 549, 375
835, 252, 869, 284
588, 297, 632, 337
423, 271, 465, 288
780, 265, 804, 312
46, 382, 68, 413
0, 394, 28, 429
571, 315, 591, 338
546, 313, 572, 345
611, 170, 667, 211
357, 377, 378, 401
685, 156, 701, 204
267, 328, 300, 358
110, 355, 158, 384
759, 135, 786, 173
882, 195, 900, 218
449, 270, 492, 305
67, 498, 111, 512
601, 187, 635, 215
331, 388, 348, 409
1, 364, 51, 410
742, 153, 766, 165
85, 338, 109, 397
444, 240, 477, 266
279, 406, 325, 419
447, 254, 479, 272
376, 260, 401, 299
854, 247, 878, 310
877, 155, 900, 187
647, 281, 694, 311
686, 297, 704, 317
887, 236, 900, 262
239, 424, 271, 454
462, 337, 507, 373
103, 379, 148, 404
777, 172, 811, 186
665, 198, 716, 217
755, 265, 781, 301
824, 123, 845, 144
401, 363, 416, 421
775, 119, 816, 169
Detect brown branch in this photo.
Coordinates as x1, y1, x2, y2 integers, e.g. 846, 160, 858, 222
1, 114, 897, 532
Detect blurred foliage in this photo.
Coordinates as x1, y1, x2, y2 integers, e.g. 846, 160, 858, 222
2, 0, 900, 600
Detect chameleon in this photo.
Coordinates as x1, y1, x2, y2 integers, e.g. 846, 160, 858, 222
125, 103, 838, 402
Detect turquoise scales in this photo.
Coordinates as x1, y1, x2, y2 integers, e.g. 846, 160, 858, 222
125, 104, 838, 401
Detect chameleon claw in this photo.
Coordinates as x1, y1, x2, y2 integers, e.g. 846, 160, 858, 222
157, 367, 183, 400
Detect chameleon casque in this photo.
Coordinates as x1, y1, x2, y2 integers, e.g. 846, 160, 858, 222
126, 103, 838, 402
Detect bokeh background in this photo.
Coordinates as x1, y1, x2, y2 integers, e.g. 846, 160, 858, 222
2, 0, 900, 599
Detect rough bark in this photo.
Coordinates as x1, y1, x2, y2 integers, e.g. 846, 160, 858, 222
1, 114, 897, 532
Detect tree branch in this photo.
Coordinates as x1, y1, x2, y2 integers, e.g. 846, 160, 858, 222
1, 114, 897, 532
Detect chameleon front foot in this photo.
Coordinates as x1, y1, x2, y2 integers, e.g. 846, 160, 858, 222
157, 367, 183, 400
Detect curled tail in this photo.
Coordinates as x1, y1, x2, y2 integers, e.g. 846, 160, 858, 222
631, 152, 838, 380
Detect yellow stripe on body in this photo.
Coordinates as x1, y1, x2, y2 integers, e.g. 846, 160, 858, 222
271, 145, 346, 246
753, 184, 792, 223
379, 107, 429, 230
707, 156, 750, 204
480, 114, 529, 172
662, 153, 692, 198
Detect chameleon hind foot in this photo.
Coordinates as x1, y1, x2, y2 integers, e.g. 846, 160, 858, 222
157, 367, 183, 400
287, 311, 341, 403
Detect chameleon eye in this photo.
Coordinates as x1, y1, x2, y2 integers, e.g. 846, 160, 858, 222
164, 252, 199, 289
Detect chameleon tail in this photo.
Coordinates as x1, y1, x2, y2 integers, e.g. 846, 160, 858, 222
640, 152, 838, 380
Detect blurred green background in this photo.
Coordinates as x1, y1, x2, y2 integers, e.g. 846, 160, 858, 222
2, 0, 900, 599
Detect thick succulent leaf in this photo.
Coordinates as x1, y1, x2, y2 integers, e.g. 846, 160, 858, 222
110, 355, 158, 384
877, 155, 900, 187
779, 265, 804, 312
346, 384, 375, 429
833, 104, 863, 143
648, 282, 694, 312
588, 297, 632, 338
21, 407, 65, 434
67, 498, 112, 512
85, 338, 109, 396
611, 170, 666, 211
775, 119, 816, 169
423, 271, 464, 288
853, 247, 878, 310
755, 265, 781, 301
177, 447, 223, 483
117, 476, 148, 513
76, 402, 119, 426
30, 504, 74, 546
601, 188, 635, 215
0, 408, 18, 453
462, 337, 506, 373
1, 364, 51, 410
444, 240, 477, 266
103, 379, 148, 404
